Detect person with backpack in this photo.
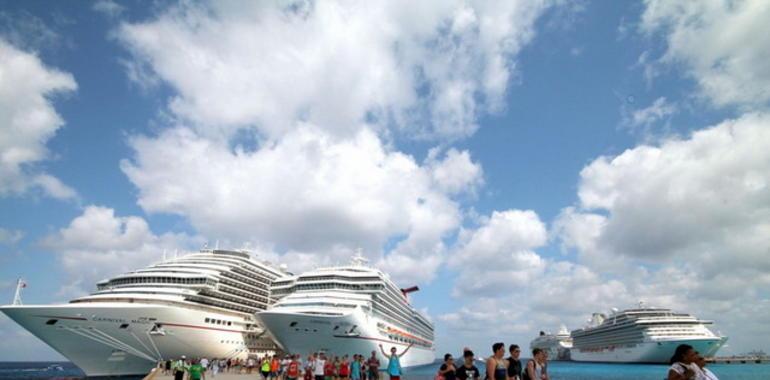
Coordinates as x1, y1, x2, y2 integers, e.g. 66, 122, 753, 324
506, 345, 522, 380
523, 349, 548, 380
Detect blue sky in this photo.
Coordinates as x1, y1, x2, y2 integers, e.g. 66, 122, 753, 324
2, 0, 769, 361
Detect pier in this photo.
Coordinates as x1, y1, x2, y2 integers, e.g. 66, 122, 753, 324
708, 356, 770, 364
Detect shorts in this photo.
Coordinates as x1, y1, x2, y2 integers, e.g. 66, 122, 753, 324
316, 376, 325, 380
389, 376, 400, 380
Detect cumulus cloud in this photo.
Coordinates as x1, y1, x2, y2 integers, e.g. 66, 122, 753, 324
552, 113, 770, 353
92, 0, 125, 18
121, 124, 482, 283
641, 0, 770, 109
0, 38, 77, 199
621, 97, 677, 135
117, 0, 553, 140
41, 206, 202, 298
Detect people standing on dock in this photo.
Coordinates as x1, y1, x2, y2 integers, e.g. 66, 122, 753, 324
379, 343, 413, 380
485, 343, 508, 380
186, 359, 206, 380
340, 355, 351, 380
524, 348, 548, 380
668, 344, 701, 380
456, 350, 480, 380
314, 353, 327, 380
367, 351, 381, 380
262, 356, 272, 379
438, 353, 456, 380
506, 345, 522, 380
287, 354, 301, 380
172, 356, 187, 380
695, 353, 719, 380
351, 354, 362, 380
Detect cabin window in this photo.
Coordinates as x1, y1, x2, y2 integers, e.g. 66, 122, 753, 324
45, 319, 58, 325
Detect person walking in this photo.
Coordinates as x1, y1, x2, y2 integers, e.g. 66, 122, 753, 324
287, 354, 301, 380
379, 343, 413, 380
172, 356, 187, 380
438, 354, 456, 380
456, 350, 480, 380
262, 356, 273, 380
186, 359, 206, 380
505, 345, 522, 380
667, 344, 702, 380
485, 343, 508, 380
524, 349, 548, 380
367, 351, 381, 380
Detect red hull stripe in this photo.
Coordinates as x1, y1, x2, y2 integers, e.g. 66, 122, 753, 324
160, 322, 243, 334
333, 335, 431, 347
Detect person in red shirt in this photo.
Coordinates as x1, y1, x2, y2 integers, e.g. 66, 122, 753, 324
287, 355, 301, 380
271, 356, 281, 380
324, 358, 335, 380
339, 355, 350, 380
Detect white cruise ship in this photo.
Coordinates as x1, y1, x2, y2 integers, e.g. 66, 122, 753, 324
570, 303, 728, 363
530, 325, 573, 360
256, 255, 435, 367
1, 249, 286, 376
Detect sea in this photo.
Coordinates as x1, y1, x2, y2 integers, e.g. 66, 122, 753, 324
1, 361, 769, 380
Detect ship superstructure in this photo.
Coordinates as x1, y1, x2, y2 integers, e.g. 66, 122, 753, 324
530, 325, 573, 360
570, 303, 727, 363
1, 249, 286, 376
257, 254, 435, 367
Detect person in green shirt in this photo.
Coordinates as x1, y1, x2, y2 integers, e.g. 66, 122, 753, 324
187, 359, 206, 380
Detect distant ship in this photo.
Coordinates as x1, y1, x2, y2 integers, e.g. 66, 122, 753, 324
1, 249, 286, 376
570, 302, 727, 363
530, 325, 573, 360
257, 254, 435, 367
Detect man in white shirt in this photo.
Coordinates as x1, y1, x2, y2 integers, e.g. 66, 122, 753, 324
313, 353, 326, 380
201, 358, 210, 370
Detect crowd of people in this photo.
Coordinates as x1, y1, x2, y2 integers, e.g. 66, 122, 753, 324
157, 343, 407, 380
157, 341, 719, 380
437, 344, 548, 380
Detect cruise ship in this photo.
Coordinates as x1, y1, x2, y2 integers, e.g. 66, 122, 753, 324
1, 249, 286, 376
256, 255, 435, 367
530, 325, 573, 360
570, 303, 728, 363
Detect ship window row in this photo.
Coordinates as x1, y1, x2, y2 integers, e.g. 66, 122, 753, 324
218, 283, 270, 304
374, 304, 433, 338
205, 317, 233, 326
187, 294, 260, 314
223, 270, 272, 290
98, 276, 214, 290
298, 275, 381, 283
220, 278, 270, 297
201, 290, 269, 309
284, 283, 384, 292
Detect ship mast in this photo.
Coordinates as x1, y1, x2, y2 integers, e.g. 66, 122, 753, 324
12, 278, 25, 305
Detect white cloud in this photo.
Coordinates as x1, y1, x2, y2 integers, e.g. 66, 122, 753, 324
0, 38, 77, 199
92, 0, 125, 18
641, 0, 770, 109
117, 0, 553, 141
553, 113, 770, 353
121, 124, 482, 283
450, 209, 547, 296
622, 96, 677, 132
41, 206, 202, 298
0, 228, 23, 245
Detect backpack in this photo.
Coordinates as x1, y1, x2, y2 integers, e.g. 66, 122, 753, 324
520, 360, 535, 380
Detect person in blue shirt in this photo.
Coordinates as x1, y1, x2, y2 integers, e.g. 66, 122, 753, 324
379, 343, 413, 380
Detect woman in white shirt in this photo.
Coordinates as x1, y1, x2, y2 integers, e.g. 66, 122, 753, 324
667, 344, 701, 380
695, 354, 719, 380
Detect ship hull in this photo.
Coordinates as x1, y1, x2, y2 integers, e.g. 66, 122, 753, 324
570, 337, 727, 363
257, 308, 435, 367
1, 303, 275, 377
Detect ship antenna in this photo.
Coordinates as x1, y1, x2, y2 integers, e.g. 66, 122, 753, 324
351, 249, 368, 267
12, 278, 26, 305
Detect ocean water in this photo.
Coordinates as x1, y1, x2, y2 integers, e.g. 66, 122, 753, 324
0, 361, 768, 380
403, 359, 770, 380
